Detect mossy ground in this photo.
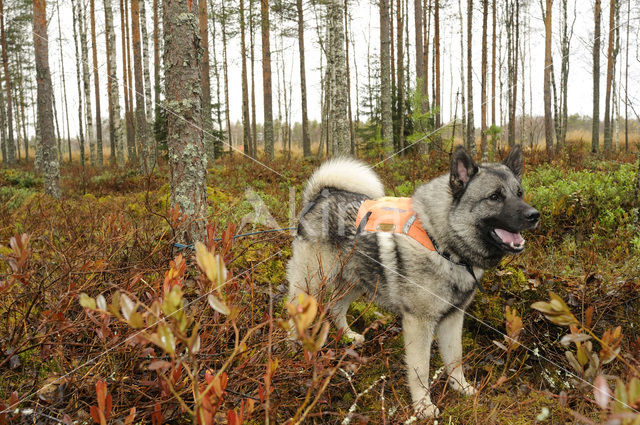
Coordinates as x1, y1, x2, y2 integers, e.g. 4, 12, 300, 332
0, 148, 638, 423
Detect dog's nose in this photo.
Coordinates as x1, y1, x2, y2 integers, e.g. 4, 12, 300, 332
525, 209, 540, 223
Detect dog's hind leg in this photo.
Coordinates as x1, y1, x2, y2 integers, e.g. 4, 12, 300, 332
330, 285, 364, 344
436, 309, 477, 396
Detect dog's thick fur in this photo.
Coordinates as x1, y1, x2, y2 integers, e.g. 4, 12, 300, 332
286, 146, 539, 417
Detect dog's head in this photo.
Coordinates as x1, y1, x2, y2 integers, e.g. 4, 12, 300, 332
448, 145, 539, 266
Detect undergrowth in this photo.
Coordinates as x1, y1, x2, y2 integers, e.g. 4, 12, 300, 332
0, 149, 638, 424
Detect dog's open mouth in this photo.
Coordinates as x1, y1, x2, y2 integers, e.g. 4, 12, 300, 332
491, 228, 526, 252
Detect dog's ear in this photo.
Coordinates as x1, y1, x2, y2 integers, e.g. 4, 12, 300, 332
450, 145, 478, 197
503, 144, 523, 180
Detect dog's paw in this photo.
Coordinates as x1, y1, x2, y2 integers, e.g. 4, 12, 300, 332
450, 379, 477, 396
345, 330, 365, 345
414, 398, 440, 418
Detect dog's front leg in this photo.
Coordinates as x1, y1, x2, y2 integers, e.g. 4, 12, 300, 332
436, 309, 477, 396
402, 314, 439, 418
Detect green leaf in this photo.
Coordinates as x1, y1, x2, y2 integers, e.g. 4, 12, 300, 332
79, 293, 96, 310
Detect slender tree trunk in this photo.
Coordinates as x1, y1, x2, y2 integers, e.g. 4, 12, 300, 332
328, 0, 349, 155
90, 0, 103, 166
222, 0, 233, 155
240, 0, 253, 157
209, 0, 224, 149
123, 0, 137, 161
434, 0, 440, 128
140, 0, 155, 166
79, 1, 95, 165
296, 0, 311, 157
543, 0, 553, 155
0, 0, 15, 163
380, 0, 393, 151
120, 0, 132, 161
198, 0, 214, 163
491, 0, 496, 127
131, 0, 149, 173
624, 0, 629, 152
344, 0, 355, 154
414, 0, 425, 106
104, 0, 123, 166
249, 0, 257, 156
57, 0, 73, 164
71, 0, 86, 167
603, 0, 616, 152
15, 56, 28, 163
466, 0, 475, 154
458, 0, 466, 145
396, 0, 405, 152
592, 0, 601, 153
163, 0, 207, 244
481, 0, 488, 161
33, 0, 60, 197
52, 81, 62, 163
0, 67, 6, 163
153, 0, 162, 159
261, 0, 275, 159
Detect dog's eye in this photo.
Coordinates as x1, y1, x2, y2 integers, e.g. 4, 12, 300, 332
489, 193, 501, 201
517, 189, 523, 198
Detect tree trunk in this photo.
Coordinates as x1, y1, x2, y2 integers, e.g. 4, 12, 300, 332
603, 0, 615, 152
33, 0, 60, 197
0, 67, 6, 163
296, 0, 311, 157
543, 0, 553, 155
240, 0, 253, 157
491, 0, 496, 127
104, 0, 123, 166
0, 0, 15, 164
221, 0, 233, 155
89, 0, 103, 166
140, 0, 155, 166
480, 0, 488, 161
380, 0, 393, 151
131, 0, 149, 173
328, 0, 349, 156
466, 0, 475, 154
624, 0, 629, 152
249, 0, 257, 157
163, 0, 207, 244
209, 0, 224, 152
57, 0, 73, 164
153, 0, 162, 159
261, 0, 274, 159
198, 0, 214, 163
592, 0, 601, 153
396, 0, 405, 153
458, 0, 466, 145
414, 0, 425, 107
434, 0, 440, 128
79, 1, 95, 165
344, 0, 355, 154
71, 0, 86, 167
123, 0, 137, 161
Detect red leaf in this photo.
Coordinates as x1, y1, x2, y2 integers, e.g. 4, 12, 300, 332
90, 406, 101, 424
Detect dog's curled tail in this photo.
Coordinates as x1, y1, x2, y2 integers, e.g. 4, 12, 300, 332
302, 157, 385, 204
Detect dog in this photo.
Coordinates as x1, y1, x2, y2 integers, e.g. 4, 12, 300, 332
286, 145, 539, 417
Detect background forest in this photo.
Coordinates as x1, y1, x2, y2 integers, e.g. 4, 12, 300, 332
0, 0, 640, 423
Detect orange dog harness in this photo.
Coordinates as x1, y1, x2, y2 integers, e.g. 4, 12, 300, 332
355, 197, 435, 251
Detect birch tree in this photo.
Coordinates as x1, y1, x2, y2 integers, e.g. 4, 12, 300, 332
603, 0, 616, 152
132, 0, 149, 172
90, 0, 103, 165
104, 0, 124, 166
592, 0, 601, 153
543, 0, 553, 154
79, 1, 95, 164
198, 0, 214, 162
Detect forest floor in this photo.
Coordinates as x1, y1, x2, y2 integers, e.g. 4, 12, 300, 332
0, 141, 639, 424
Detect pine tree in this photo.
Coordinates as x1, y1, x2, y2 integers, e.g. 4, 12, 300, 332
592, 0, 601, 153
261, 0, 275, 159
0, 0, 15, 164
198, 0, 214, 163
296, 0, 311, 157
380, 0, 393, 151
163, 0, 207, 244
33, 0, 60, 197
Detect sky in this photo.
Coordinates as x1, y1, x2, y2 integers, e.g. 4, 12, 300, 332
40, 0, 640, 142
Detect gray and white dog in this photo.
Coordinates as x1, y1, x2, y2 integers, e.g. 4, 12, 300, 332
286, 145, 539, 417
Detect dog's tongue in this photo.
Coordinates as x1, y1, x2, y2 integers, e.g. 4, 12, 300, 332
495, 228, 524, 245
